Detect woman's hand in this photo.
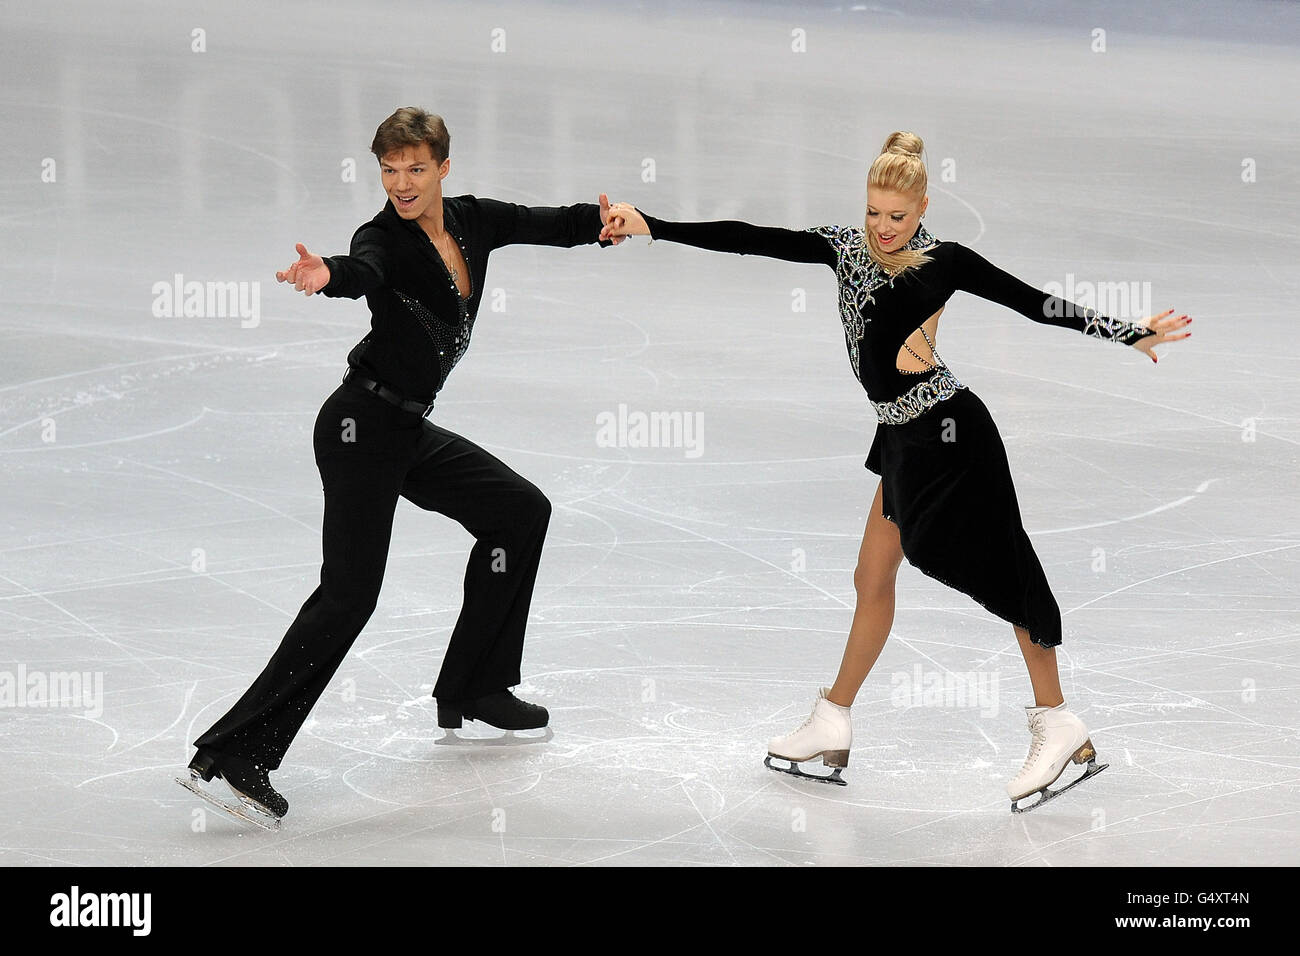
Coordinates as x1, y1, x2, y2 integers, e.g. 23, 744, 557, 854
1132, 309, 1192, 364
276, 243, 330, 295
598, 195, 650, 243
597, 193, 628, 245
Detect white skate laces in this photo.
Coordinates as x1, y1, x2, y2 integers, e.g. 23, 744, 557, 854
1016, 710, 1047, 773
1008, 702, 1109, 813
790, 710, 818, 737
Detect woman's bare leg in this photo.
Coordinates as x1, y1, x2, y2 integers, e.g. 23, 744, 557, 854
825, 481, 1065, 710
827, 481, 905, 707
1014, 626, 1065, 707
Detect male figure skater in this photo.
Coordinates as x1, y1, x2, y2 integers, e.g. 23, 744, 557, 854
179, 107, 622, 826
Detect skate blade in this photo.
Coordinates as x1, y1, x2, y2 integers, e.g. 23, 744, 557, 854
1010, 760, 1109, 814
764, 755, 847, 787
175, 772, 282, 831
436, 726, 555, 747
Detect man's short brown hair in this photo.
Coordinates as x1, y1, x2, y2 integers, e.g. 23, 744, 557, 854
370, 107, 450, 164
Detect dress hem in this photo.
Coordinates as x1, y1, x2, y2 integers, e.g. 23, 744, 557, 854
900, 550, 1061, 649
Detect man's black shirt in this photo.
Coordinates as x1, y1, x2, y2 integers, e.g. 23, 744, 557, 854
322, 195, 608, 404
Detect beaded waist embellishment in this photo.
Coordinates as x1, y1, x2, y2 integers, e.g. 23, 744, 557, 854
871, 367, 966, 425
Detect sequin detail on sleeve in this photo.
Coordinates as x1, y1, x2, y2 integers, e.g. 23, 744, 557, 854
806, 223, 939, 377
1080, 308, 1155, 346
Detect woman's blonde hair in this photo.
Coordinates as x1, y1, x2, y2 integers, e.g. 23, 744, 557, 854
864, 131, 932, 277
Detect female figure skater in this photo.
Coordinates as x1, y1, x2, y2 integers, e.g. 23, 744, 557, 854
599, 132, 1191, 811
179, 107, 621, 827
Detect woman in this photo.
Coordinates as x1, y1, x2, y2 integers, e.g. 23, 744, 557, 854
599, 132, 1191, 811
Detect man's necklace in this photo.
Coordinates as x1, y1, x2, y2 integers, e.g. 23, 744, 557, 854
430, 233, 459, 282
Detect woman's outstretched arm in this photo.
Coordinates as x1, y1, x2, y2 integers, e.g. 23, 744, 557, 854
600, 203, 837, 268
950, 242, 1191, 363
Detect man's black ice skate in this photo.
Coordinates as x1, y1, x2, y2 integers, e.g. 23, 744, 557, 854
437, 689, 549, 731
176, 748, 288, 830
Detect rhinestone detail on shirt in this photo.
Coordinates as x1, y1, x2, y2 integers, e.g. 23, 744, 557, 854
805, 223, 939, 377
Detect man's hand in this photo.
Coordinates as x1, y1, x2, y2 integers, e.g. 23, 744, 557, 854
599, 196, 649, 242
598, 193, 631, 245
276, 243, 331, 295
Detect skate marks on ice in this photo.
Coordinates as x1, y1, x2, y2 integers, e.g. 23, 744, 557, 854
259, 659, 1116, 860
170, 666, 824, 864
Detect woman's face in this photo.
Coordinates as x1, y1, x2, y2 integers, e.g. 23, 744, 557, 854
379, 143, 448, 221
866, 188, 928, 249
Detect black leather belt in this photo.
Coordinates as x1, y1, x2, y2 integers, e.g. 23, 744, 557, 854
342, 368, 434, 416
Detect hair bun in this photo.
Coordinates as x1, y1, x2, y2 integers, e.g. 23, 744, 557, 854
881, 131, 924, 158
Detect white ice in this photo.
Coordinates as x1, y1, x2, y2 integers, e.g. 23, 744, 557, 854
1, 0, 1298, 865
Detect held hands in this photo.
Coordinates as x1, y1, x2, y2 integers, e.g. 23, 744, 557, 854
598, 193, 649, 243
275, 243, 330, 295
1133, 309, 1192, 364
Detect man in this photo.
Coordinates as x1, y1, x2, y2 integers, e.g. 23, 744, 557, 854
179, 107, 623, 826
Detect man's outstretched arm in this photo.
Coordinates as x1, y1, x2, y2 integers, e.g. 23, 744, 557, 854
276, 225, 389, 298
478, 193, 623, 250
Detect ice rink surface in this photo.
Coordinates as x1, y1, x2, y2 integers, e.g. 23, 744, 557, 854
1, 0, 1298, 866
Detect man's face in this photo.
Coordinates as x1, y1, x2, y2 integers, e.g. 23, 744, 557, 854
379, 143, 448, 221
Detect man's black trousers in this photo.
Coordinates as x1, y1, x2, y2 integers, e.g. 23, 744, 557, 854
194, 380, 551, 769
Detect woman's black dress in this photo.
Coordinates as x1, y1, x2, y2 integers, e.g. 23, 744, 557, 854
637, 213, 1153, 648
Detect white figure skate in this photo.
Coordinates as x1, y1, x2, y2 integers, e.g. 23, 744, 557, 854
1007, 702, 1108, 813
764, 687, 852, 786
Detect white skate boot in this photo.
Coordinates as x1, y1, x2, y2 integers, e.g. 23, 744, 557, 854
1007, 702, 1108, 813
764, 687, 852, 786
